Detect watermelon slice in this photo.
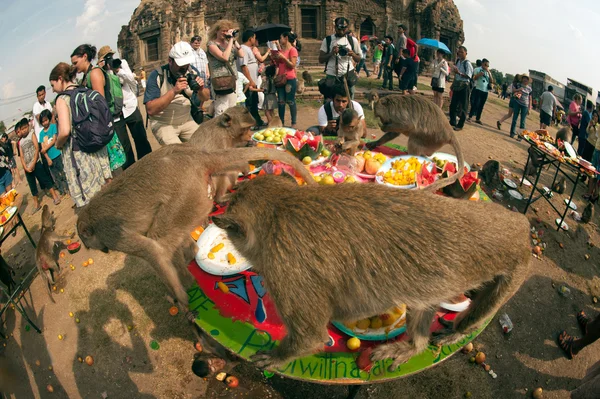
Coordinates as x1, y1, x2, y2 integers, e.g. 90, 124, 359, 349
442, 171, 481, 199
67, 242, 81, 254
416, 163, 438, 189
283, 132, 324, 160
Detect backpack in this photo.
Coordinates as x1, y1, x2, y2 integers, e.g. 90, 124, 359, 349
323, 101, 339, 134
61, 87, 115, 153
86, 67, 124, 118
324, 34, 357, 73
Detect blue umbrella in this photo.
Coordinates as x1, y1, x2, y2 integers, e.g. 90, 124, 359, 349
416, 38, 451, 54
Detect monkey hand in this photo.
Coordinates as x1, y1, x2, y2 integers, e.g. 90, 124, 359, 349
364, 141, 378, 151
370, 341, 414, 372
250, 350, 280, 369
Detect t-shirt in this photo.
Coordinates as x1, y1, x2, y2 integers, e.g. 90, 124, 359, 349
32, 101, 52, 136
276, 46, 298, 80
454, 59, 473, 82
19, 130, 37, 166
238, 44, 259, 83
580, 110, 592, 138
320, 34, 360, 76
397, 34, 407, 51
116, 59, 138, 119
400, 57, 417, 79
318, 101, 365, 127
373, 47, 383, 61
2, 142, 13, 158
38, 123, 61, 160
382, 44, 395, 65
515, 85, 532, 107
406, 38, 420, 62
568, 101, 581, 126
360, 43, 368, 59
473, 67, 490, 92
236, 72, 249, 103
540, 91, 557, 115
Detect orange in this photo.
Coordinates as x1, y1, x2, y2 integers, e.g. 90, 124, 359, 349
169, 306, 179, 316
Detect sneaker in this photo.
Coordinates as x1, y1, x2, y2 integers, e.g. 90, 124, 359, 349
453, 126, 463, 131
467, 118, 472, 123
475, 120, 483, 125
496, 121, 501, 130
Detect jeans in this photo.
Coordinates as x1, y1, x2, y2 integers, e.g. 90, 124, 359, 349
571, 123, 579, 144
114, 117, 134, 170
382, 65, 393, 90
277, 78, 297, 125
356, 59, 370, 76
449, 87, 469, 128
49, 154, 69, 196
510, 103, 529, 137
245, 89, 264, 126
124, 108, 152, 160
469, 89, 489, 121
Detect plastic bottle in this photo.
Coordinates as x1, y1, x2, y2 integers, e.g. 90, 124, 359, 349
557, 285, 571, 297
498, 313, 513, 334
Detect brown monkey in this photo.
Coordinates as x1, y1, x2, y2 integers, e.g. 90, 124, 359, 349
335, 108, 363, 155
213, 175, 531, 370
77, 146, 316, 318
296, 79, 306, 95
187, 106, 257, 201
365, 89, 379, 111
35, 205, 74, 302
0, 253, 15, 295
552, 177, 566, 194
267, 115, 283, 128
556, 127, 571, 143
302, 70, 313, 86
479, 160, 500, 188
366, 95, 466, 191
582, 202, 594, 224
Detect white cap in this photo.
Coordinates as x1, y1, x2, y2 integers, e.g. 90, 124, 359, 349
169, 41, 195, 66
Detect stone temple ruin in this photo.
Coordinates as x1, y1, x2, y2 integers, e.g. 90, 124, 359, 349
118, 0, 464, 72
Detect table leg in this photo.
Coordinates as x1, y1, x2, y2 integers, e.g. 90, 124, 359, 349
520, 152, 532, 186
524, 158, 545, 214
13, 298, 42, 333
558, 171, 580, 231
17, 212, 36, 249
347, 385, 362, 399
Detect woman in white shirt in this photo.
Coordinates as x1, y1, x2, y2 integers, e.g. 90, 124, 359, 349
431, 49, 449, 109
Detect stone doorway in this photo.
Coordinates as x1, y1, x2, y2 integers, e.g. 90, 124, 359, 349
360, 17, 375, 36
301, 8, 318, 39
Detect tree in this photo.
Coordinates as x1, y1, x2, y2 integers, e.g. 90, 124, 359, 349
505, 73, 515, 85
0, 121, 5, 134
490, 69, 504, 85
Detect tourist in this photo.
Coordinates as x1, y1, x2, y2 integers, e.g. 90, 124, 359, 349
318, 17, 361, 99
190, 36, 210, 85
238, 30, 269, 129
431, 49, 449, 109
32, 85, 53, 138
49, 62, 112, 208
14, 118, 61, 213
539, 86, 558, 129
140, 68, 146, 90
381, 36, 395, 91
497, 74, 521, 130
398, 49, 417, 95
70, 44, 128, 171
373, 42, 383, 78
577, 102, 594, 156
0, 136, 13, 194
38, 109, 69, 196
261, 65, 277, 124
585, 111, 600, 202
207, 20, 244, 116
111, 58, 153, 160
509, 74, 533, 139
143, 42, 210, 145
448, 46, 473, 131
468, 60, 482, 115
568, 94, 583, 145
355, 37, 370, 77
0, 134, 19, 187
559, 310, 600, 359
501, 81, 508, 99
468, 58, 493, 125
235, 71, 250, 106
306, 84, 366, 136
396, 24, 407, 53
272, 31, 298, 128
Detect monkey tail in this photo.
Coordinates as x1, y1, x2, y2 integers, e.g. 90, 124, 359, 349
207, 148, 317, 186
423, 135, 466, 192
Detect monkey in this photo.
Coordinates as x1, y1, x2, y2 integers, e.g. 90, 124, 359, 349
212, 175, 531, 371
187, 106, 257, 201
479, 160, 501, 188
552, 177, 566, 194
267, 115, 283, 128
335, 108, 363, 155
556, 127, 571, 143
296, 79, 306, 95
581, 202, 594, 224
0, 253, 15, 295
365, 95, 466, 192
77, 146, 316, 319
35, 205, 74, 303
302, 70, 313, 86
365, 89, 379, 111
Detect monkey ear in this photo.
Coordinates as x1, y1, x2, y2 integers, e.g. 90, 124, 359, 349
212, 216, 245, 237
220, 112, 233, 128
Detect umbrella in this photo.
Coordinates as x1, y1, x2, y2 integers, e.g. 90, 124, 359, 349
253, 23, 292, 44
416, 38, 450, 54
360, 35, 377, 42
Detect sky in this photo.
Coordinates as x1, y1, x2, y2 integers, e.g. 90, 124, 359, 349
1, 0, 600, 124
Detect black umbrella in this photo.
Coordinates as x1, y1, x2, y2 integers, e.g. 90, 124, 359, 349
253, 23, 292, 44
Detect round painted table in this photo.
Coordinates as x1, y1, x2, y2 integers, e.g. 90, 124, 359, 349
187, 144, 491, 386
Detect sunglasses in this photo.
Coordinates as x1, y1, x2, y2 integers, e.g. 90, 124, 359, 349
336, 26, 348, 30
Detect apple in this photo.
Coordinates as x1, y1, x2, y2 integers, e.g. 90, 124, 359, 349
225, 375, 239, 388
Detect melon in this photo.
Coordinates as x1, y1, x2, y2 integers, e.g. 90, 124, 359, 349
283, 131, 324, 160
416, 163, 438, 189
355, 155, 366, 173
364, 158, 382, 175
442, 171, 480, 199
67, 242, 81, 254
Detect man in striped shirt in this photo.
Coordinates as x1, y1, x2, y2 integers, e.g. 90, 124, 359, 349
191, 36, 210, 88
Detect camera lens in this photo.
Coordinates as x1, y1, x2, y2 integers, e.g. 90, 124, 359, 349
187, 74, 200, 91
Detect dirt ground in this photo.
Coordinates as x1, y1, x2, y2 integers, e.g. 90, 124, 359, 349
2, 88, 599, 399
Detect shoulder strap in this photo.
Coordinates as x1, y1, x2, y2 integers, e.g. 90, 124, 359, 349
347, 34, 356, 53
324, 101, 334, 121
324, 36, 333, 73
156, 64, 168, 89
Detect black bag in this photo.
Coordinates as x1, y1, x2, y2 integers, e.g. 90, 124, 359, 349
155, 65, 205, 125
431, 77, 440, 88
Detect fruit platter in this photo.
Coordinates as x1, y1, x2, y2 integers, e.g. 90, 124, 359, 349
0, 206, 17, 226
354, 151, 388, 179
375, 155, 433, 189
522, 129, 555, 145
0, 189, 17, 213
195, 224, 252, 276
331, 305, 407, 341
252, 127, 295, 144
283, 131, 331, 166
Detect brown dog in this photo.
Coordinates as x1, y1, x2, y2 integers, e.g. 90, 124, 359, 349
77, 146, 315, 317
213, 175, 531, 370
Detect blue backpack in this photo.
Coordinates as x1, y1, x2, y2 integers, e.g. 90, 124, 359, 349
61, 86, 114, 153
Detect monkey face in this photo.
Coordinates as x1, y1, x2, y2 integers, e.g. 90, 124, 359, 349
77, 219, 109, 253
221, 106, 256, 142
41, 205, 56, 230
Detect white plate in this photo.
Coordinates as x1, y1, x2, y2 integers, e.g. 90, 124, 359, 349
555, 218, 569, 231
522, 178, 532, 187
252, 127, 296, 145
429, 152, 471, 172
375, 155, 433, 189
564, 199, 577, 210
439, 299, 471, 312
195, 224, 252, 276
544, 142, 557, 152
0, 206, 17, 226
508, 189, 523, 200
564, 141, 577, 158
238, 164, 262, 177
503, 178, 517, 189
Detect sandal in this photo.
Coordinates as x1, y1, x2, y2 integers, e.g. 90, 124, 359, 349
577, 310, 591, 334
557, 330, 576, 359
53, 198, 61, 205
30, 206, 42, 215
496, 121, 502, 130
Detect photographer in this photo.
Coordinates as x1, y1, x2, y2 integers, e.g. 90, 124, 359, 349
144, 42, 210, 145
318, 17, 361, 99
207, 20, 245, 116
238, 30, 269, 128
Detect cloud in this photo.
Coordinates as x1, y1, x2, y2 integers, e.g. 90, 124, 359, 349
454, 0, 485, 11
2, 82, 15, 100
568, 24, 583, 40
76, 0, 106, 37
471, 23, 490, 36
24, 21, 70, 47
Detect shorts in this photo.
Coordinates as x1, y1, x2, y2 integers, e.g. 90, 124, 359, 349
593, 149, 600, 171
582, 141, 595, 162
25, 162, 54, 197
264, 94, 277, 111
400, 76, 416, 91
0, 170, 12, 192
432, 87, 445, 93
8, 157, 16, 169
508, 97, 517, 109
374, 60, 381, 66
540, 110, 552, 125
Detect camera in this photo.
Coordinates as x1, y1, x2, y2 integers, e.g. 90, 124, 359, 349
186, 72, 201, 91
338, 45, 348, 56
225, 29, 239, 39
